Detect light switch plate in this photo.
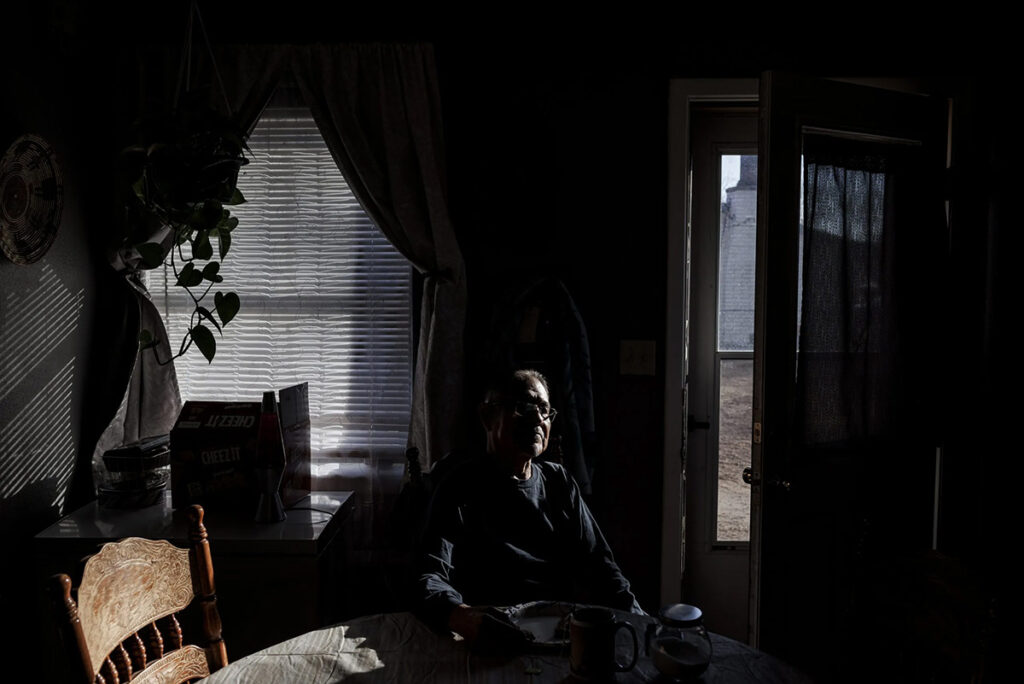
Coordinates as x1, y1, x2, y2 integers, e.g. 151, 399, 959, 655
620, 339, 656, 376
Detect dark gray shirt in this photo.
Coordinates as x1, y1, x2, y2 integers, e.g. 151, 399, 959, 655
416, 456, 642, 628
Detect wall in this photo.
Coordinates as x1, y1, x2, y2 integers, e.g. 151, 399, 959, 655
0, 4, 133, 674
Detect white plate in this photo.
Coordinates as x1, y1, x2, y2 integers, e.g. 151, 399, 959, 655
503, 601, 574, 646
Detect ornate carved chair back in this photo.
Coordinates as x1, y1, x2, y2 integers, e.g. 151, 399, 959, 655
52, 505, 228, 683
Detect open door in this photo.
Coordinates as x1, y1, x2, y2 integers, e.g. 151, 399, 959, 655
750, 73, 947, 682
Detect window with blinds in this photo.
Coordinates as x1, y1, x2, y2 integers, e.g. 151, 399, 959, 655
151, 106, 413, 459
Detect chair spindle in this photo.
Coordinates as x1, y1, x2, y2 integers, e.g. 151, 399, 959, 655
164, 615, 183, 650
126, 631, 147, 671
144, 621, 164, 660
99, 656, 118, 684
112, 642, 132, 681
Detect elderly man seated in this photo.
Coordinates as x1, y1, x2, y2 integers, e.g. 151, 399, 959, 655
416, 368, 643, 649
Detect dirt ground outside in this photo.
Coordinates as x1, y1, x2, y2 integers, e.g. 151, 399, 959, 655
716, 359, 753, 541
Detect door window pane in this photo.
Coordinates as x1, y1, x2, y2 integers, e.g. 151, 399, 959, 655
717, 155, 757, 352
717, 359, 752, 541
716, 153, 755, 543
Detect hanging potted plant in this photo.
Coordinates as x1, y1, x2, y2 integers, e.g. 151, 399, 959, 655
118, 96, 248, 364
93, 0, 250, 510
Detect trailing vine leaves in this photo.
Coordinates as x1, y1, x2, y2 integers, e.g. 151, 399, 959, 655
123, 101, 249, 364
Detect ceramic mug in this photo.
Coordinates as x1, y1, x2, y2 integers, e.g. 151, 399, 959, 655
569, 606, 639, 680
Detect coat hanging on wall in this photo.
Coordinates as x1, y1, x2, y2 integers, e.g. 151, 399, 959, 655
483, 276, 596, 494
0, 134, 63, 265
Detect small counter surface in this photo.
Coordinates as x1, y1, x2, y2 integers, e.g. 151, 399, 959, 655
34, 490, 354, 556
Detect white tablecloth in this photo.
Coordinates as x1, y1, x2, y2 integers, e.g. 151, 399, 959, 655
202, 610, 812, 683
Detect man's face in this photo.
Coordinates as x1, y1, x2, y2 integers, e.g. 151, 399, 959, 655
485, 377, 553, 461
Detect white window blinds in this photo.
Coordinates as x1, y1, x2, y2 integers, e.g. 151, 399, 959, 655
152, 106, 413, 458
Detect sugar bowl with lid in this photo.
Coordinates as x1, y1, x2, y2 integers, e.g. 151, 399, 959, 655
645, 603, 712, 679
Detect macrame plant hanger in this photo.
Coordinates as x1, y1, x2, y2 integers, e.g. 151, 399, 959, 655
174, 0, 234, 120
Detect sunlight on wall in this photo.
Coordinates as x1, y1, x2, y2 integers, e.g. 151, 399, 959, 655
0, 262, 84, 512
0, 358, 77, 509
0, 263, 84, 403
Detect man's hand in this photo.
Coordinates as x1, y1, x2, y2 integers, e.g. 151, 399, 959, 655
448, 604, 534, 654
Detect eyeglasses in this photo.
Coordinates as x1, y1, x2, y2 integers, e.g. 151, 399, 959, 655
511, 400, 557, 422
484, 398, 558, 421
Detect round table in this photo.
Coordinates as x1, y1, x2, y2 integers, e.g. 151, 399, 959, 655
202, 608, 812, 683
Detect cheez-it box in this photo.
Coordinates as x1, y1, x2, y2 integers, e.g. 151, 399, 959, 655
170, 401, 261, 510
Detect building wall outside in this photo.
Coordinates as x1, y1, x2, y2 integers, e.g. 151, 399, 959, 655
718, 155, 757, 352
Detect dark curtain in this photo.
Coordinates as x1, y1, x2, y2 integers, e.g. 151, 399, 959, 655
796, 132, 943, 551
797, 134, 902, 447
797, 132, 940, 451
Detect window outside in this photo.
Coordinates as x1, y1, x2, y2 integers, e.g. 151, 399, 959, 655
153, 106, 412, 460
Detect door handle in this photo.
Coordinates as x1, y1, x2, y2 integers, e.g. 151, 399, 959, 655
742, 468, 791, 491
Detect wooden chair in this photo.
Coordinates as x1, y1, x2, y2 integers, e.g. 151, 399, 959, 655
52, 505, 228, 683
